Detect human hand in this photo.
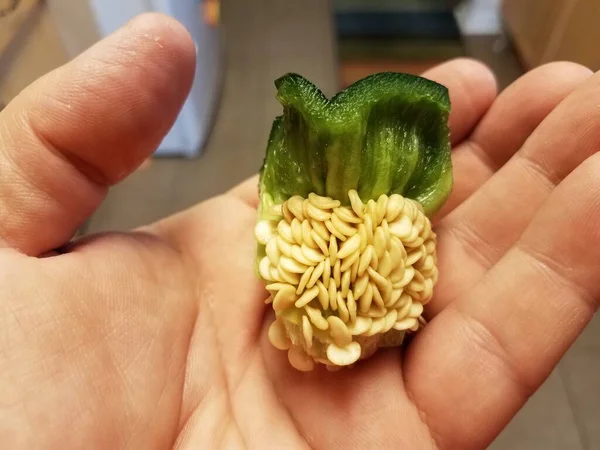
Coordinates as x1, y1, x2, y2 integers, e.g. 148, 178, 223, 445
1, 13, 598, 450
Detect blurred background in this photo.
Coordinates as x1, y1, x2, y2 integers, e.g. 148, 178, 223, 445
1, 1, 599, 448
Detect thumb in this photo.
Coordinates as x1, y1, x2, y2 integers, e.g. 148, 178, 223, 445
0, 12, 196, 255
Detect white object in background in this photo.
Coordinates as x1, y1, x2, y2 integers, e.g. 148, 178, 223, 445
454, 0, 501, 35
51, 0, 221, 158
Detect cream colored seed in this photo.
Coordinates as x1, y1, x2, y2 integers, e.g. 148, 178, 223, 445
333, 259, 341, 287
328, 281, 338, 310
316, 280, 329, 309
358, 245, 374, 276
347, 291, 357, 323
278, 267, 301, 285
266, 236, 281, 265
296, 266, 314, 295
367, 266, 392, 293
331, 213, 358, 237
291, 218, 303, 244
295, 285, 319, 308
376, 194, 388, 224
347, 316, 371, 335
422, 279, 434, 303
311, 219, 330, 241
374, 227, 387, 258
337, 293, 350, 322
369, 250, 379, 271
307, 260, 325, 288
387, 288, 403, 308
396, 294, 413, 320
329, 235, 338, 266
254, 220, 275, 245
410, 321, 420, 332
404, 226, 420, 244
282, 202, 294, 223
359, 282, 373, 313
302, 199, 310, 223
395, 292, 412, 308
273, 285, 297, 312
292, 245, 313, 266
277, 236, 293, 258
323, 258, 331, 288
268, 319, 291, 350
364, 316, 385, 336
325, 219, 347, 242
278, 220, 295, 243
270, 267, 283, 283
371, 281, 385, 309
265, 282, 289, 293
327, 316, 352, 347
405, 237, 424, 249
305, 305, 329, 330
420, 255, 435, 272
302, 315, 313, 349
306, 201, 331, 222
302, 244, 325, 265
364, 214, 374, 243
423, 219, 432, 241
350, 257, 359, 283
311, 230, 329, 256
407, 278, 425, 293
368, 306, 387, 318
394, 317, 417, 331
367, 200, 378, 226
378, 251, 393, 279
381, 219, 391, 244
353, 272, 370, 300
287, 195, 305, 220
259, 256, 272, 281
341, 270, 351, 298
288, 346, 314, 371
358, 223, 368, 252
394, 266, 414, 288
348, 189, 365, 218
389, 239, 405, 268
280, 256, 308, 274
386, 194, 404, 222
308, 192, 340, 209
414, 212, 425, 234
334, 206, 362, 224
327, 341, 361, 366
340, 247, 359, 273
269, 203, 283, 217
409, 302, 424, 318
389, 215, 413, 240
403, 199, 416, 220
337, 234, 361, 260
302, 220, 317, 248
383, 309, 398, 333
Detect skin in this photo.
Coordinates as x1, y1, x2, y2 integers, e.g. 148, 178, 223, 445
0, 12, 598, 450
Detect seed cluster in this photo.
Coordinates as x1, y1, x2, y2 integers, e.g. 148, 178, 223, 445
255, 190, 438, 371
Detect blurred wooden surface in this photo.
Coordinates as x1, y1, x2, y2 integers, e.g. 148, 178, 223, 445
503, 0, 600, 71
0, 0, 67, 104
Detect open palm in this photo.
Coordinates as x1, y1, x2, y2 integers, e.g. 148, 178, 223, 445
1, 14, 599, 450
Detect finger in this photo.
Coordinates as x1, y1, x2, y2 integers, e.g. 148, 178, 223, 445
420, 57, 497, 146
437, 62, 593, 218
227, 174, 259, 209
228, 58, 498, 209
0, 13, 195, 255
404, 151, 600, 449
430, 62, 596, 315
